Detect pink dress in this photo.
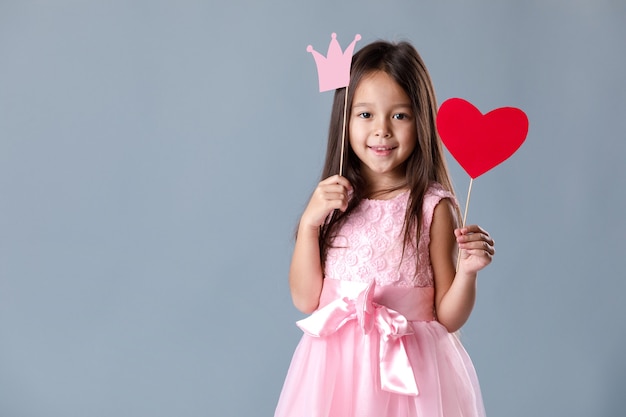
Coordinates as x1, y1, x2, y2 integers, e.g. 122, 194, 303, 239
275, 184, 486, 417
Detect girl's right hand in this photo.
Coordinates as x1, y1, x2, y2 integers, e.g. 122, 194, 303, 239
300, 175, 353, 230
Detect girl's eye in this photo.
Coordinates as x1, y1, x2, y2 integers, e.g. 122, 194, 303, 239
358, 112, 372, 119
393, 113, 409, 120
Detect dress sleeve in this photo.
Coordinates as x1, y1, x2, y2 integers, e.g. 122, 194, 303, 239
420, 183, 459, 246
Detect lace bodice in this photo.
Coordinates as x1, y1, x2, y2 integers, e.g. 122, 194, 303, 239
324, 183, 456, 288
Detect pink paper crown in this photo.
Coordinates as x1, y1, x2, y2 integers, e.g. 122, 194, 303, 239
307, 33, 361, 92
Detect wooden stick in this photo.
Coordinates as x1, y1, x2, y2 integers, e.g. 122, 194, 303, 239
339, 85, 349, 176
456, 178, 474, 270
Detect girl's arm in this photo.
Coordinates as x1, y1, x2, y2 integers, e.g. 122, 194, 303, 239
289, 175, 352, 314
430, 199, 495, 332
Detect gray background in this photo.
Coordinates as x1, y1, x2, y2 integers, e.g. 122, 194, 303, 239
1, 1, 625, 416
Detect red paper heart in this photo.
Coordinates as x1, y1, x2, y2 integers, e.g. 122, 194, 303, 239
436, 98, 528, 179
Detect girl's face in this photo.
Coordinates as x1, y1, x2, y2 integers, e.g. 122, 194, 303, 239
349, 71, 417, 190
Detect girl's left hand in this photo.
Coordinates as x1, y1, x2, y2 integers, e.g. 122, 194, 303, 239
455, 224, 495, 274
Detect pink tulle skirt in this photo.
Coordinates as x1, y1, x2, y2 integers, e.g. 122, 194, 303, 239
274, 280, 485, 417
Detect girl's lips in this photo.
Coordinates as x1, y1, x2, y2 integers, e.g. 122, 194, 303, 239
368, 145, 397, 156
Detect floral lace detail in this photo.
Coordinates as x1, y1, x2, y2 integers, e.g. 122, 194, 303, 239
324, 184, 457, 288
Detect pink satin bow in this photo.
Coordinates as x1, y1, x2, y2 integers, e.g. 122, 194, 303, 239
296, 282, 419, 396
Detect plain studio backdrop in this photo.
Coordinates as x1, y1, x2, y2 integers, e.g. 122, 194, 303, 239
1, 1, 625, 416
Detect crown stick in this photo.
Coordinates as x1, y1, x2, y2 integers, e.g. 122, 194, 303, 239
339, 85, 348, 176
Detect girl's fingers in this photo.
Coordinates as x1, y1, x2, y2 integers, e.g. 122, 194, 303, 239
320, 174, 353, 191
323, 184, 351, 196
461, 234, 495, 249
456, 225, 494, 245
315, 177, 353, 210
455, 224, 488, 237
455, 224, 495, 272
462, 241, 495, 256
456, 225, 495, 257
315, 187, 349, 206
459, 238, 495, 253
303, 177, 353, 227
321, 194, 349, 211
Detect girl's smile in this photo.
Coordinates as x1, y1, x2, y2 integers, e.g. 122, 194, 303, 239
368, 145, 398, 156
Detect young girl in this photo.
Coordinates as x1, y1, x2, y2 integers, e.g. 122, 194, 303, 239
275, 40, 495, 417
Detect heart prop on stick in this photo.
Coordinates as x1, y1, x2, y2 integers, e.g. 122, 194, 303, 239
436, 98, 528, 267
437, 98, 528, 179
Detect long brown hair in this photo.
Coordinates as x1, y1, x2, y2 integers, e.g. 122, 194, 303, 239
317, 40, 460, 268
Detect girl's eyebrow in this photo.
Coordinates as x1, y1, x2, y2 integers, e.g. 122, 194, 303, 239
352, 102, 412, 109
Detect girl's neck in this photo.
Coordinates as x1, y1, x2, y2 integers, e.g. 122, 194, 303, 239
364, 188, 408, 200
363, 180, 409, 200
362, 171, 408, 200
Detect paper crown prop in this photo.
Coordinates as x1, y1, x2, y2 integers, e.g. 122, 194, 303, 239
436, 98, 529, 179
307, 33, 361, 92
307, 32, 361, 176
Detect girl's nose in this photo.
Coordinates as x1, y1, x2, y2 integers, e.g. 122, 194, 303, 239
375, 129, 392, 139
375, 120, 391, 138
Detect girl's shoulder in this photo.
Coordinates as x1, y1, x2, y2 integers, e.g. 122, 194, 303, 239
424, 182, 457, 204
421, 182, 459, 227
